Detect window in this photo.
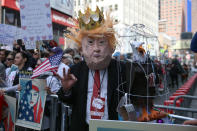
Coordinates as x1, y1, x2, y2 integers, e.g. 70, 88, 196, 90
96, 0, 99, 2
5, 8, 21, 27
101, 7, 104, 12
109, 5, 112, 11
89, 0, 92, 3
78, 0, 80, 5
115, 4, 118, 10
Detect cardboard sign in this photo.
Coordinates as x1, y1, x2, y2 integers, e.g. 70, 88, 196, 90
0, 95, 16, 131
16, 78, 47, 130
19, 0, 53, 42
89, 120, 197, 131
0, 24, 17, 45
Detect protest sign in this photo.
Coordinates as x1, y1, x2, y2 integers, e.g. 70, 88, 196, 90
0, 95, 16, 131
90, 120, 197, 131
0, 24, 17, 45
20, 0, 53, 42
16, 78, 47, 130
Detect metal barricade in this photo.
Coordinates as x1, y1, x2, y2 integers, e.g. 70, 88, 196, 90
173, 95, 197, 117
50, 95, 59, 131
49, 95, 72, 131
61, 103, 71, 131
154, 104, 197, 124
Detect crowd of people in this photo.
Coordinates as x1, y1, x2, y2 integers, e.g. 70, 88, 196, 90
0, 38, 194, 130
0, 6, 196, 131
0, 39, 84, 130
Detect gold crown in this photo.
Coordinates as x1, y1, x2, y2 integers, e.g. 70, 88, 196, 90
78, 6, 104, 30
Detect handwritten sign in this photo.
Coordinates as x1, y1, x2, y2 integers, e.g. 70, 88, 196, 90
24, 41, 36, 50
20, 0, 53, 42
0, 24, 17, 45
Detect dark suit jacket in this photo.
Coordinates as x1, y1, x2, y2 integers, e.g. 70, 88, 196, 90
58, 59, 129, 131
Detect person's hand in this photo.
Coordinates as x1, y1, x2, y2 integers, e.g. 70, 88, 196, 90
45, 87, 55, 95
17, 85, 21, 91
183, 119, 197, 125
0, 89, 5, 96
55, 68, 77, 91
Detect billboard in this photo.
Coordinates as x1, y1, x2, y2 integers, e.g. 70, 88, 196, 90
50, 0, 73, 16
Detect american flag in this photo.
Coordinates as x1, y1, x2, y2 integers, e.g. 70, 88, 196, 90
31, 52, 63, 79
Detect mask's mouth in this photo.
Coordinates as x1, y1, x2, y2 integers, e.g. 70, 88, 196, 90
93, 54, 101, 58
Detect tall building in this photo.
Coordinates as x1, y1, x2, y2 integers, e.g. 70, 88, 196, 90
74, 0, 159, 54
159, 0, 185, 40
191, 0, 197, 32
159, 0, 197, 40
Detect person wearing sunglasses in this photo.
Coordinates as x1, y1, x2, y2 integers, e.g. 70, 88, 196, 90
33, 49, 40, 60
0, 51, 32, 97
5, 52, 15, 79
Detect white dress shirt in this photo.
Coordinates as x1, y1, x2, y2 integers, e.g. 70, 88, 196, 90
86, 69, 108, 124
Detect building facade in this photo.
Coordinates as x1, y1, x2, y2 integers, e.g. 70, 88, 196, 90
74, 0, 158, 33
74, 0, 159, 55
191, 0, 197, 33
159, 0, 185, 40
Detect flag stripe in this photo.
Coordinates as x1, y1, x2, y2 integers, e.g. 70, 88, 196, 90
33, 59, 49, 72
33, 60, 50, 72
31, 67, 58, 79
33, 64, 51, 74
32, 51, 62, 79
32, 66, 57, 77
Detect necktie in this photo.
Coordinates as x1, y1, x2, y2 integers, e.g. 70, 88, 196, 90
93, 70, 100, 97
91, 70, 102, 119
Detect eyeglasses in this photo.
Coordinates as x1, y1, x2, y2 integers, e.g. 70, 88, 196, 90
6, 58, 14, 61
33, 53, 38, 55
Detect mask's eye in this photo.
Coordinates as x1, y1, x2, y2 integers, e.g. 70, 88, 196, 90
88, 40, 93, 43
98, 41, 105, 46
33, 93, 38, 96
87, 39, 94, 46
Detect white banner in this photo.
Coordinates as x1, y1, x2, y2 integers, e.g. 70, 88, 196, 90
19, 0, 53, 42
0, 24, 17, 45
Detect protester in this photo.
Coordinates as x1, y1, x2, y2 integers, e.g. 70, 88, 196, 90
0, 62, 5, 87
38, 40, 69, 130
0, 51, 32, 96
32, 49, 40, 64
73, 54, 81, 65
57, 7, 130, 131
5, 52, 16, 79
63, 48, 75, 58
62, 53, 73, 66
0, 49, 8, 66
